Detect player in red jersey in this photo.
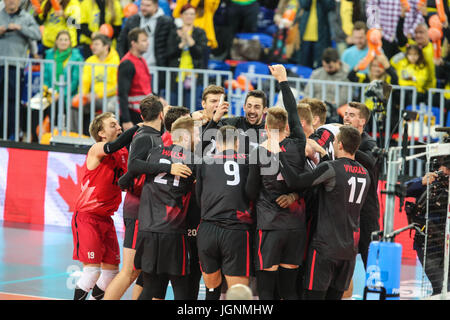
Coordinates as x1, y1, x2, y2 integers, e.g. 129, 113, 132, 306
71, 112, 141, 300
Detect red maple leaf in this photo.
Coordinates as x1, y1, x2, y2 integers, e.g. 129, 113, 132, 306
57, 164, 84, 212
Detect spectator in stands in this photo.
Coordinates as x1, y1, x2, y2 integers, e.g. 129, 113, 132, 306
117, 0, 173, 93
396, 17, 436, 90
224, 0, 260, 59
435, 42, 450, 121
304, 48, 350, 110
166, 4, 207, 110
328, 0, 354, 56
44, 30, 84, 101
172, 0, 220, 51
348, 53, 398, 110
366, 0, 424, 59
73, 34, 120, 134
341, 21, 369, 73
293, 0, 335, 69
0, 0, 41, 140
118, 28, 152, 130
78, 0, 124, 59
267, 0, 300, 63
391, 44, 429, 103
35, 0, 81, 51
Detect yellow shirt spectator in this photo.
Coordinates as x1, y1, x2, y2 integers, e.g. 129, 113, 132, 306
303, 0, 318, 42
39, 0, 80, 48
79, 0, 123, 46
82, 47, 120, 99
173, 0, 220, 49
391, 47, 429, 94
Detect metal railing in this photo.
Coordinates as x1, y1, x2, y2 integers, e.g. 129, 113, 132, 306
0, 57, 233, 144
1, 55, 449, 174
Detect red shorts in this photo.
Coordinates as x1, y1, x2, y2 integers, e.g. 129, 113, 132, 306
72, 211, 120, 265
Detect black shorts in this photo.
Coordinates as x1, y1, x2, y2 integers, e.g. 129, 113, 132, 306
304, 249, 355, 292
123, 217, 139, 249
255, 229, 305, 270
197, 221, 253, 277
134, 231, 190, 276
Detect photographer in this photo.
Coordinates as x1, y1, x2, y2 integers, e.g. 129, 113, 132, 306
405, 156, 450, 296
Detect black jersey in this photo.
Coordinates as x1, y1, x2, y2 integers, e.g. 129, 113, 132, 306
138, 144, 195, 234
196, 150, 253, 230
121, 126, 163, 218
280, 157, 371, 260
247, 81, 307, 231
310, 124, 340, 161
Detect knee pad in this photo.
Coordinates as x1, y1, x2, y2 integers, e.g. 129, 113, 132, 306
96, 269, 119, 291
76, 266, 101, 293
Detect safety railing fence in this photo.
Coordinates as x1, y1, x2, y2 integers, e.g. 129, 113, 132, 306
1, 55, 448, 172
238, 73, 449, 177
0, 57, 234, 145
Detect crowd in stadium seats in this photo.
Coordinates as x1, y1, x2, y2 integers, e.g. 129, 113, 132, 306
0, 0, 449, 141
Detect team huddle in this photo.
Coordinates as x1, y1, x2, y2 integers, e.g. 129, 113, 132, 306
70, 64, 380, 300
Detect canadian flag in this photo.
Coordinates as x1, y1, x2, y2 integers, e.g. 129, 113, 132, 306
0, 146, 124, 230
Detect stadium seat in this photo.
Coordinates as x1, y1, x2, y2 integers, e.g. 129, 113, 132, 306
283, 64, 313, 79
406, 105, 441, 125
208, 60, 231, 72
257, 6, 276, 35
234, 61, 269, 79
446, 110, 450, 127
235, 33, 274, 48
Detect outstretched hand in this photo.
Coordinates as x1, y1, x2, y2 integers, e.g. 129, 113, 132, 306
269, 64, 288, 83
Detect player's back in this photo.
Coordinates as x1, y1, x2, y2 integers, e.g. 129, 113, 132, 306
75, 148, 128, 216
138, 144, 195, 234
312, 157, 371, 260
198, 150, 253, 229
255, 136, 306, 231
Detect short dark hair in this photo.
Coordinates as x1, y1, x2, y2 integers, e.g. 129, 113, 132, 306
164, 106, 190, 132
180, 3, 195, 14
139, 95, 163, 121
128, 27, 147, 47
202, 85, 225, 101
92, 34, 112, 49
244, 90, 268, 109
353, 21, 368, 33
348, 101, 371, 125
322, 48, 340, 63
337, 125, 361, 155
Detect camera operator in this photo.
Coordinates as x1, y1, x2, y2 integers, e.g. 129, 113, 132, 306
405, 156, 450, 296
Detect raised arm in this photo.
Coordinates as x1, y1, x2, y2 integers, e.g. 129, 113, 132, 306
269, 65, 305, 142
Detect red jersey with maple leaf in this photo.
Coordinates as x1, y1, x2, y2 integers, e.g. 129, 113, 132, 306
74, 148, 128, 216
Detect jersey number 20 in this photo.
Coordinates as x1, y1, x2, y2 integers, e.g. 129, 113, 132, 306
347, 176, 366, 204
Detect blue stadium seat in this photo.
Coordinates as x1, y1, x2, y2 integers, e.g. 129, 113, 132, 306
406, 105, 441, 125
208, 60, 231, 72
446, 109, 450, 127
257, 7, 276, 35
235, 33, 274, 48
283, 64, 313, 79
234, 61, 270, 80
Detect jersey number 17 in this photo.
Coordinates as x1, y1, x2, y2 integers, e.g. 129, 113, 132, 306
347, 176, 366, 204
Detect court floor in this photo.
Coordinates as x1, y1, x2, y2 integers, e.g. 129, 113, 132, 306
0, 221, 429, 300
